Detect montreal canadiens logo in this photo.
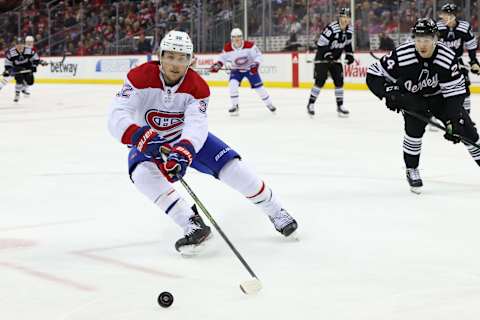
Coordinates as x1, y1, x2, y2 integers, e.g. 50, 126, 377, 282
145, 109, 184, 131
234, 56, 249, 66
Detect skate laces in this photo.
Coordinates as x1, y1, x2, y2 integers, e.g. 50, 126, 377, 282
184, 216, 202, 237
270, 209, 294, 229
407, 168, 421, 180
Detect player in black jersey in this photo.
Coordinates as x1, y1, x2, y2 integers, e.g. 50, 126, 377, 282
366, 18, 480, 194
437, 3, 479, 114
3, 37, 40, 102
306, 7, 355, 117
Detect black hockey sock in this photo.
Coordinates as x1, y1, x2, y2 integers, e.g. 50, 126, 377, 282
404, 153, 420, 169
308, 86, 321, 104
335, 87, 344, 106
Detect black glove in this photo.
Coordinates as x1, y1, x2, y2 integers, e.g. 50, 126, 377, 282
323, 52, 335, 62
345, 54, 355, 65
2, 69, 10, 77
444, 118, 464, 144
32, 67, 37, 73
384, 85, 404, 113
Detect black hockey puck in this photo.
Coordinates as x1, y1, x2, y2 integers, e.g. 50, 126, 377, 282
157, 291, 174, 308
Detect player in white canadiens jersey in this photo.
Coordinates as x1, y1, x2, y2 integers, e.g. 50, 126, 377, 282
209, 28, 276, 116
108, 30, 297, 255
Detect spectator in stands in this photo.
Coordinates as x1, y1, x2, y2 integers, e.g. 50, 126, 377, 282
284, 31, 300, 51
137, 33, 152, 54
378, 32, 395, 51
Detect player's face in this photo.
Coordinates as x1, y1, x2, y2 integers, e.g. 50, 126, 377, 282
160, 51, 190, 83
232, 35, 243, 48
339, 16, 350, 29
439, 12, 456, 26
15, 43, 24, 52
415, 35, 436, 58
26, 41, 34, 48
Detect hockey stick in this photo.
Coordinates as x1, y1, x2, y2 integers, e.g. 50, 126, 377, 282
0, 70, 33, 91
369, 51, 382, 60
403, 109, 480, 149
191, 66, 230, 71
306, 59, 342, 64
40, 53, 67, 66
160, 147, 262, 295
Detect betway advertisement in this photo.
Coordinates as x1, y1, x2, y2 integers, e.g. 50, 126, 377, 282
1, 52, 480, 91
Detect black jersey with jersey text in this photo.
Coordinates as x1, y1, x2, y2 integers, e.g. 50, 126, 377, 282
437, 20, 478, 64
4, 46, 40, 73
315, 21, 353, 61
367, 41, 466, 99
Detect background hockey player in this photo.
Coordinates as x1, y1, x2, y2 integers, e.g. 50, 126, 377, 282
437, 3, 479, 115
3, 36, 40, 101
306, 7, 355, 117
366, 18, 480, 194
209, 28, 276, 116
108, 30, 297, 255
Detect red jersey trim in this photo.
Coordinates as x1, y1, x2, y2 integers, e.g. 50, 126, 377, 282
177, 69, 210, 99
127, 61, 163, 89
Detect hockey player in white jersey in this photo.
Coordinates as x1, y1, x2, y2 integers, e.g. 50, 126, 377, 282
108, 30, 297, 254
209, 28, 276, 116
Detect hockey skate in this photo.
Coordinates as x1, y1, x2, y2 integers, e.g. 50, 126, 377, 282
228, 104, 239, 116
13, 91, 20, 102
22, 89, 30, 97
269, 209, 298, 237
175, 205, 212, 255
406, 168, 423, 194
337, 104, 350, 118
307, 103, 315, 116
265, 104, 276, 113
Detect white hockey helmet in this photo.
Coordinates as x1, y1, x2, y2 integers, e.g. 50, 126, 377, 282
231, 28, 243, 38
159, 30, 193, 63
25, 35, 34, 42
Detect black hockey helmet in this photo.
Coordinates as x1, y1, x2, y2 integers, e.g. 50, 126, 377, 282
339, 7, 351, 17
15, 36, 23, 44
440, 3, 458, 14
411, 18, 438, 38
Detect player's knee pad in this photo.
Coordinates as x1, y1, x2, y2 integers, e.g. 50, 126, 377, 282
131, 161, 171, 203
218, 159, 264, 198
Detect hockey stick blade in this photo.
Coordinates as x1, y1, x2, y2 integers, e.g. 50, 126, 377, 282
240, 278, 262, 295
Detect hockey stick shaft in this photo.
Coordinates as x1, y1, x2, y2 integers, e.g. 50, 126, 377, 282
178, 177, 259, 279
403, 109, 480, 149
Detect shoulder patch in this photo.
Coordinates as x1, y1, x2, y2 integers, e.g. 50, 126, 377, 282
243, 41, 255, 49
127, 61, 163, 89
223, 42, 233, 52
178, 69, 210, 99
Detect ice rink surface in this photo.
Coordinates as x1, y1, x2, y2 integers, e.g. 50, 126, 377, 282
1, 83, 480, 320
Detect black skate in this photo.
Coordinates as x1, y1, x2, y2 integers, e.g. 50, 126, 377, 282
14, 91, 20, 102
269, 209, 298, 237
406, 168, 423, 194
266, 104, 276, 113
228, 104, 239, 116
175, 205, 212, 255
337, 105, 350, 117
22, 89, 30, 97
307, 103, 315, 116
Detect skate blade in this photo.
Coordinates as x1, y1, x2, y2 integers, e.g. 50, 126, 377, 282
337, 112, 349, 118
428, 126, 438, 132
178, 233, 213, 257
410, 186, 422, 194
240, 277, 262, 295
229, 112, 239, 117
